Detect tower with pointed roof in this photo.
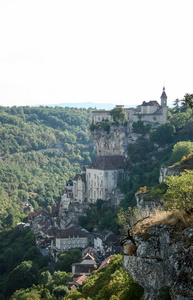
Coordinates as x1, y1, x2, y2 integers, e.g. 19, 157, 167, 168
161, 87, 167, 107
160, 87, 168, 122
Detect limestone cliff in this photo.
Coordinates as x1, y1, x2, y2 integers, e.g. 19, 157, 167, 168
159, 166, 183, 183
91, 124, 141, 157
122, 224, 193, 300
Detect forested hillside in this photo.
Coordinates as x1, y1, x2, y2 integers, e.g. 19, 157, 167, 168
1, 100, 193, 299
0, 106, 96, 228
119, 106, 193, 208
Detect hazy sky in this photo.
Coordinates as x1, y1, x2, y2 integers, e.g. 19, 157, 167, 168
0, 0, 192, 107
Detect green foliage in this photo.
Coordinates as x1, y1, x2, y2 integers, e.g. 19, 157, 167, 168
0, 106, 96, 228
56, 248, 82, 272
164, 171, 193, 211
150, 121, 176, 144
116, 207, 141, 235
181, 93, 193, 109
149, 183, 167, 198
5, 260, 39, 296
0, 228, 48, 298
64, 289, 87, 299
80, 254, 143, 300
53, 285, 68, 298
78, 199, 120, 234
132, 120, 152, 134
169, 141, 193, 164
38, 271, 52, 287
110, 107, 126, 124
90, 120, 110, 133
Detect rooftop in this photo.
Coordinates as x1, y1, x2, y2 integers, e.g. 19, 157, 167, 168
55, 227, 89, 239
141, 100, 160, 107
87, 155, 125, 170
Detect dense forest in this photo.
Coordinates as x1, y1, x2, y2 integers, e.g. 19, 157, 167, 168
1, 99, 193, 299
0, 106, 96, 228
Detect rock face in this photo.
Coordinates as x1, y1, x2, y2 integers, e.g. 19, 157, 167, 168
91, 124, 141, 157
135, 193, 162, 214
122, 224, 193, 300
159, 166, 183, 183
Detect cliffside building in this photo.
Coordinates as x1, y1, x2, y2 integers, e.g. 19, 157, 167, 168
60, 88, 168, 213
86, 156, 125, 203
92, 87, 168, 127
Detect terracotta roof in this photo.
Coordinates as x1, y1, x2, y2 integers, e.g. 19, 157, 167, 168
99, 256, 112, 269
141, 101, 160, 107
75, 275, 87, 285
28, 211, 40, 219
87, 155, 125, 170
70, 285, 76, 290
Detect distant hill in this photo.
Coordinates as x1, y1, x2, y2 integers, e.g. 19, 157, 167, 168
37, 102, 133, 110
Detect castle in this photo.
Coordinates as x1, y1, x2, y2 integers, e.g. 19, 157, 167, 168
60, 88, 168, 215
92, 87, 168, 126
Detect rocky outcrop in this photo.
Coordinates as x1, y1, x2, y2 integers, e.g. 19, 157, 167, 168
122, 224, 193, 300
135, 193, 162, 213
159, 166, 184, 183
91, 124, 141, 157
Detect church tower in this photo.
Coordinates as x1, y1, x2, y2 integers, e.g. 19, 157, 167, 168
160, 87, 168, 122
161, 86, 167, 107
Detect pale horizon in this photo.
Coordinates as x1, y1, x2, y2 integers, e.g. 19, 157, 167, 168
0, 0, 193, 108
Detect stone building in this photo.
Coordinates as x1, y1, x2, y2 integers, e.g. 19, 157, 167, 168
60, 88, 167, 211
55, 227, 89, 251
92, 87, 168, 127
86, 155, 125, 203
73, 168, 86, 203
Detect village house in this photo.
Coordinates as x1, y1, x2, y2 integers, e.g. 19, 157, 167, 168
93, 229, 120, 256
54, 227, 89, 251
72, 254, 98, 276
73, 169, 86, 203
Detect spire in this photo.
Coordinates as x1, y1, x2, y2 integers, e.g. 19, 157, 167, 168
161, 86, 167, 107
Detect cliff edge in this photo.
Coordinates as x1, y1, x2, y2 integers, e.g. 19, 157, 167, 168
122, 222, 193, 300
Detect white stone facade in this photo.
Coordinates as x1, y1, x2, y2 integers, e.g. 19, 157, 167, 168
56, 236, 88, 250
55, 228, 89, 251
73, 174, 86, 203
86, 168, 124, 203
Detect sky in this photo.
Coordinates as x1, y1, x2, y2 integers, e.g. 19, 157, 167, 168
0, 0, 193, 108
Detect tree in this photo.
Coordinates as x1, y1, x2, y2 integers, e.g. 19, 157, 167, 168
173, 98, 181, 113
110, 107, 126, 124
56, 248, 82, 272
170, 141, 193, 164
4, 213, 15, 227
53, 285, 68, 299
181, 93, 193, 109
52, 271, 72, 286
39, 271, 52, 286
116, 207, 141, 235
164, 171, 193, 211
5, 261, 38, 296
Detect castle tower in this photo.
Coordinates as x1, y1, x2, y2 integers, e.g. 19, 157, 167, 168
160, 87, 168, 122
